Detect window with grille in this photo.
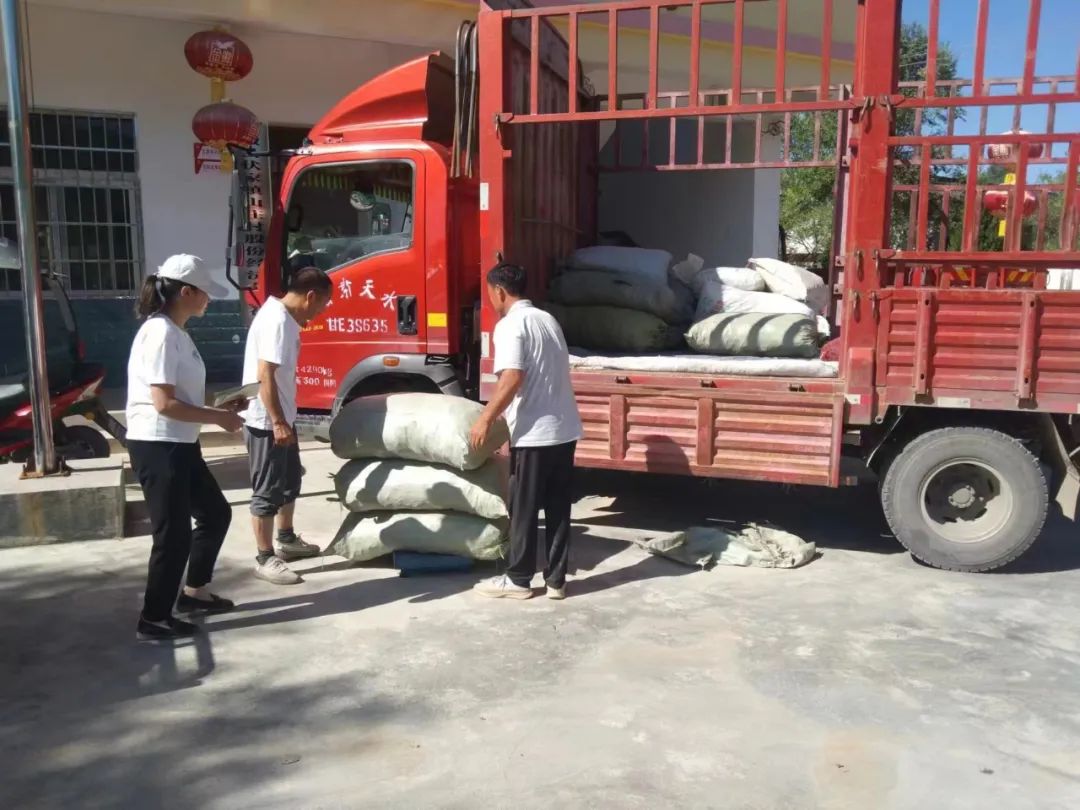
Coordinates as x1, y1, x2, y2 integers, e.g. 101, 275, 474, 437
0, 109, 143, 297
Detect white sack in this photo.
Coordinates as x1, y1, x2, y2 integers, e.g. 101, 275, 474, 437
1048, 268, 1080, 290
327, 511, 508, 562
695, 280, 815, 321
693, 266, 766, 294
335, 458, 508, 519
330, 393, 508, 470
749, 258, 829, 314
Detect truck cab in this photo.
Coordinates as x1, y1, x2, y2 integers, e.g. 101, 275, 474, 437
246, 53, 479, 415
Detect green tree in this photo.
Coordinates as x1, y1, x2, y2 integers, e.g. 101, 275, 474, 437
780, 23, 961, 267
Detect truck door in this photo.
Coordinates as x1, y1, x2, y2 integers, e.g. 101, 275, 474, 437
279, 153, 425, 411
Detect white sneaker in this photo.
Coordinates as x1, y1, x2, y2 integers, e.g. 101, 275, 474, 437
546, 584, 566, 600
473, 574, 533, 600
275, 534, 320, 561
255, 556, 302, 585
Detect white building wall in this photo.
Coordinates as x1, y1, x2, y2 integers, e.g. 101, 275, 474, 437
597, 122, 780, 266
0, 5, 428, 295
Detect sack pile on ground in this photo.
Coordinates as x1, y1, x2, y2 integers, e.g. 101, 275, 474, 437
325, 393, 510, 563
545, 246, 692, 352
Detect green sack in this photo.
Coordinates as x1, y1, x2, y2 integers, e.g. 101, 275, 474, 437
546, 303, 684, 352
335, 458, 508, 519
326, 511, 508, 562
549, 270, 693, 325
685, 312, 819, 358
329, 392, 508, 470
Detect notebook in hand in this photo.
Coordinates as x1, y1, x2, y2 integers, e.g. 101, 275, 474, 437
213, 382, 260, 408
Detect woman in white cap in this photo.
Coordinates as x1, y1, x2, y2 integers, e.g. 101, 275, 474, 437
125, 254, 244, 642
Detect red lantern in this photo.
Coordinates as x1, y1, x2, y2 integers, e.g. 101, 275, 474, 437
982, 188, 1038, 218
184, 30, 253, 83
192, 101, 259, 172
985, 130, 1045, 162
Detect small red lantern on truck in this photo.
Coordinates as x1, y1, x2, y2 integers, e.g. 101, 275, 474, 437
192, 101, 258, 172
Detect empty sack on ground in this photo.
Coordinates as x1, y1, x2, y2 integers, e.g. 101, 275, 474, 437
335, 457, 508, 520
329, 393, 508, 470
327, 511, 508, 562
638, 524, 816, 569
686, 312, 820, 358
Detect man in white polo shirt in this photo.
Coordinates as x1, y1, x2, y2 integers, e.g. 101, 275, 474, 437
243, 266, 332, 585
470, 262, 582, 600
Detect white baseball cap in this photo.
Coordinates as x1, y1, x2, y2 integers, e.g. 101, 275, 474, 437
157, 254, 229, 299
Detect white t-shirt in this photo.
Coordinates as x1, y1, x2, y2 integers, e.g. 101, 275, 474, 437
493, 300, 582, 448
243, 296, 301, 430
125, 315, 206, 444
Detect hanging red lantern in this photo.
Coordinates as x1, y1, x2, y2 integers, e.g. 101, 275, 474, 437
982, 188, 1038, 218
185, 30, 253, 83
192, 101, 259, 172
985, 130, 1045, 162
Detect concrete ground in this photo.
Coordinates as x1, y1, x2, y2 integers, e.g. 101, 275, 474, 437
2, 444, 1080, 810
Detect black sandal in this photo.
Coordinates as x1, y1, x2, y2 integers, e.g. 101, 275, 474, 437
176, 592, 236, 615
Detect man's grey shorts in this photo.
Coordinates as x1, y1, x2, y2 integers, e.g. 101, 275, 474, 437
245, 426, 302, 517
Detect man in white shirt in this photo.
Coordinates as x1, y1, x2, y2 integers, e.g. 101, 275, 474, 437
243, 267, 332, 585
470, 263, 582, 600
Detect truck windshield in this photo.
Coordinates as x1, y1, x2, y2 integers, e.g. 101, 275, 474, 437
284, 161, 414, 276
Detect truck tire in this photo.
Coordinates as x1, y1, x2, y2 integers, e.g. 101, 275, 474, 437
880, 427, 1047, 572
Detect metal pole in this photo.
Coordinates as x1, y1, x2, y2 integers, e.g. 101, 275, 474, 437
1, 0, 55, 474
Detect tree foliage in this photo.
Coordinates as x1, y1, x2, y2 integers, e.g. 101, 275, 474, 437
777, 23, 1064, 267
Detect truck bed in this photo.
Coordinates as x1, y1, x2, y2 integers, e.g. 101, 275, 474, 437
569, 369, 846, 488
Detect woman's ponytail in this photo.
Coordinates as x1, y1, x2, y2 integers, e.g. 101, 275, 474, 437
135, 274, 183, 319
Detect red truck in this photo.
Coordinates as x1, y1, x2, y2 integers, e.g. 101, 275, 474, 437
232, 0, 1080, 572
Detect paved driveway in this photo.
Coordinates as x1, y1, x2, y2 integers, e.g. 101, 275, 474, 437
2, 447, 1079, 809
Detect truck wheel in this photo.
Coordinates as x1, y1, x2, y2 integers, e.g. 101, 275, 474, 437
880, 427, 1047, 572
61, 424, 111, 460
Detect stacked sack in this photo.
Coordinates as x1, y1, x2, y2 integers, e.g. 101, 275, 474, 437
325, 393, 511, 563
673, 254, 829, 359
544, 246, 691, 352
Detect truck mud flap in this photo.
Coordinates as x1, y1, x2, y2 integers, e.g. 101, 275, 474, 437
1039, 415, 1080, 522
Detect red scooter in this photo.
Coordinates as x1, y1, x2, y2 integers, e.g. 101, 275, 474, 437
0, 271, 126, 464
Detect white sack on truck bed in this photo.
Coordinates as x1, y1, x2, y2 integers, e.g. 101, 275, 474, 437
566, 246, 672, 287
546, 302, 684, 352
335, 457, 508, 520
686, 312, 820, 358
694, 280, 815, 321
329, 393, 508, 471
326, 511, 508, 562
548, 269, 693, 325
749, 257, 829, 314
